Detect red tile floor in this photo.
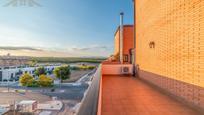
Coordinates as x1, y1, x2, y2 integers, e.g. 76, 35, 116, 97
101, 75, 202, 115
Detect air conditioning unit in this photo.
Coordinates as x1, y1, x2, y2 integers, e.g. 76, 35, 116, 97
121, 66, 130, 74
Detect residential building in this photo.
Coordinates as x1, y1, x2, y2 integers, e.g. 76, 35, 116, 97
114, 25, 134, 63
134, 0, 204, 111
0, 64, 60, 82
17, 100, 38, 113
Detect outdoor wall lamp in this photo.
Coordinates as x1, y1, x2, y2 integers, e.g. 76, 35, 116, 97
149, 41, 155, 49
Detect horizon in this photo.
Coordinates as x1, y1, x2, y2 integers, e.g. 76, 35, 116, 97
0, 0, 133, 57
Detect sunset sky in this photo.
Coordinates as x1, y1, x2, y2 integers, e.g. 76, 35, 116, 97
0, 0, 133, 57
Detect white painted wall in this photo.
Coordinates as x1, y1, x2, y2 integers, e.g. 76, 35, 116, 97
101, 64, 133, 75
0, 65, 60, 82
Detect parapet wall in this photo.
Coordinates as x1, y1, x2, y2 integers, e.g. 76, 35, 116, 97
101, 63, 133, 75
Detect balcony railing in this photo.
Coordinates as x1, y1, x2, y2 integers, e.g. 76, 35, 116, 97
77, 65, 101, 115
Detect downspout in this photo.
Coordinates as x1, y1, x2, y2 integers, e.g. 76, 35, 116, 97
120, 12, 124, 64
132, 0, 137, 76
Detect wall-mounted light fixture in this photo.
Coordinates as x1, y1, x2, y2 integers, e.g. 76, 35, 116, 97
149, 41, 155, 48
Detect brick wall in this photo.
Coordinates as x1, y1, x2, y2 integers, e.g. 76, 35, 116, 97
114, 25, 134, 63
135, 0, 204, 110
123, 26, 134, 63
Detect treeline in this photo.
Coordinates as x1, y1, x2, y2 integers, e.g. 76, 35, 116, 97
30, 57, 106, 64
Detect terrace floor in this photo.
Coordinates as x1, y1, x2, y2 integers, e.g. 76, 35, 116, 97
102, 75, 202, 115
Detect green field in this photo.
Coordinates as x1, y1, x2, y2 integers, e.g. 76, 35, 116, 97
31, 57, 106, 64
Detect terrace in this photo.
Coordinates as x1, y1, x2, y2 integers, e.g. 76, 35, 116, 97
77, 62, 203, 115
101, 75, 201, 115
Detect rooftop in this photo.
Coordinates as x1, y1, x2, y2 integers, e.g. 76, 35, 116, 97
0, 106, 9, 115
114, 25, 134, 36
18, 100, 37, 105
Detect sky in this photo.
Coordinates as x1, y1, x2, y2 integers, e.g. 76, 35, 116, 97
0, 0, 133, 57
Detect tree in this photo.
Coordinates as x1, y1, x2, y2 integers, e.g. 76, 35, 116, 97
34, 67, 47, 76
27, 80, 39, 87
19, 73, 34, 86
54, 66, 71, 81
28, 59, 37, 67
38, 75, 53, 87
87, 66, 96, 70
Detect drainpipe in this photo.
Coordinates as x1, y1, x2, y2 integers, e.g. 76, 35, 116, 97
120, 12, 124, 64
132, 0, 137, 77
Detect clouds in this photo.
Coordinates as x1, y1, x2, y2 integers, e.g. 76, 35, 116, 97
0, 45, 113, 57
70, 45, 113, 57
0, 47, 77, 57
72, 45, 110, 51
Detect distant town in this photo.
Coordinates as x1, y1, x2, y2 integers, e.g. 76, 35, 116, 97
0, 55, 102, 115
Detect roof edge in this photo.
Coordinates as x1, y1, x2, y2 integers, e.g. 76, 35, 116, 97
114, 25, 134, 36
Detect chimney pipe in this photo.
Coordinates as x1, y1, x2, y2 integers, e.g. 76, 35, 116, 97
120, 12, 124, 64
